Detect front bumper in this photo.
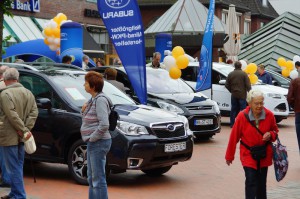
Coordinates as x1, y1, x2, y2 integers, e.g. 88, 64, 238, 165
187, 114, 221, 137
108, 135, 193, 172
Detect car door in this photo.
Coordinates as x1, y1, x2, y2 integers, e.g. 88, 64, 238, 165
19, 73, 74, 161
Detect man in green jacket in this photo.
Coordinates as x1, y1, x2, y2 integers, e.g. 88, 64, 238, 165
0, 68, 38, 199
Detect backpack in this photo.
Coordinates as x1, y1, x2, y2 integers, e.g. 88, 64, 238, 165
95, 95, 119, 131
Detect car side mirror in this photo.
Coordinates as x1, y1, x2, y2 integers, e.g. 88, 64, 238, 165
272, 80, 279, 86
36, 98, 52, 110
219, 80, 226, 85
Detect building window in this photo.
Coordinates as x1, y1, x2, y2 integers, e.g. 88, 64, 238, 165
244, 20, 251, 35
260, 22, 266, 28
222, 9, 242, 33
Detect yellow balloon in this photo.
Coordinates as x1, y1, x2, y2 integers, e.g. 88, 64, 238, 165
44, 38, 50, 45
246, 63, 257, 74
53, 28, 60, 38
58, 13, 67, 22
243, 67, 249, 74
248, 74, 258, 84
277, 57, 286, 67
172, 46, 185, 59
53, 16, 60, 25
281, 68, 290, 77
286, 60, 294, 70
44, 27, 53, 37
176, 55, 189, 69
169, 67, 182, 79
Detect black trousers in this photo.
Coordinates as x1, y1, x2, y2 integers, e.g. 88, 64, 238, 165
243, 166, 268, 199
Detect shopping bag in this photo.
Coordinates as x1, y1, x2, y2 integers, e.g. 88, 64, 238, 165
272, 137, 288, 182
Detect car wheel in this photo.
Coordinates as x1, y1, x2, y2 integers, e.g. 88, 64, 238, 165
67, 139, 88, 185
142, 166, 172, 176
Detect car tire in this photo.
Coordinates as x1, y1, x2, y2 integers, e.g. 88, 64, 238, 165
141, 166, 172, 176
67, 139, 88, 185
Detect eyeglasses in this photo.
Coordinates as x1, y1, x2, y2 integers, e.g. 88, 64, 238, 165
253, 102, 264, 106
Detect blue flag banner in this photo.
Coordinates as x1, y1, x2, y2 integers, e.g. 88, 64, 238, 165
97, 0, 147, 104
196, 0, 215, 92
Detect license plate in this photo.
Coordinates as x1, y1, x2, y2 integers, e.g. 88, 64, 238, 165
165, 142, 186, 153
194, 119, 213, 126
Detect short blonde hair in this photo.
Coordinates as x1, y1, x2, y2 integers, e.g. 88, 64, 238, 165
246, 90, 264, 103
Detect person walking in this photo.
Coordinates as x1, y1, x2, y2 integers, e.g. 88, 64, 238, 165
226, 90, 279, 199
81, 71, 112, 199
0, 66, 11, 188
257, 64, 272, 85
0, 68, 38, 199
287, 61, 300, 153
225, 61, 251, 127
104, 68, 126, 93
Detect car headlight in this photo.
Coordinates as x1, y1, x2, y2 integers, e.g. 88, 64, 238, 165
212, 101, 220, 114
180, 116, 193, 136
267, 93, 282, 99
117, 121, 149, 136
157, 101, 184, 114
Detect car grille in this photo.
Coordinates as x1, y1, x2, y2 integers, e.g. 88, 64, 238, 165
186, 105, 213, 111
188, 115, 219, 132
151, 122, 185, 139
275, 103, 287, 112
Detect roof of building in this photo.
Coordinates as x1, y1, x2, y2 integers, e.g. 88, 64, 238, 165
144, 0, 225, 34
238, 12, 300, 71
244, 0, 278, 19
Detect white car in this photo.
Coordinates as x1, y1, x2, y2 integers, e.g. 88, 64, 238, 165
181, 62, 289, 123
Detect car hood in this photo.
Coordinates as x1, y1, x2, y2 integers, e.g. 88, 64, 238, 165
252, 84, 288, 95
115, 104, 185, 125
148, 92, 209, 105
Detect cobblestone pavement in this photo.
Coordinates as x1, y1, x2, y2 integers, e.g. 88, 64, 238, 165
0, 116, 299, 199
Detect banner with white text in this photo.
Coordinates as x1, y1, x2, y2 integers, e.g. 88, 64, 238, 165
196, 0, 215, 92
97, 0, 147, 104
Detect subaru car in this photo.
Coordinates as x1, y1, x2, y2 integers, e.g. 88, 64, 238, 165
3, 63, 193, 185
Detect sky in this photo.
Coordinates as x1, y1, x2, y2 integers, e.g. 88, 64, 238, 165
269, 0, 300, 15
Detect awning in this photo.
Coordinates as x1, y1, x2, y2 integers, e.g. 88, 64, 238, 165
3, 27, 16, 43
4, 15, 44, 42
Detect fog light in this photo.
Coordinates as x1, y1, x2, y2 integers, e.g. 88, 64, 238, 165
127, 158, 143, 168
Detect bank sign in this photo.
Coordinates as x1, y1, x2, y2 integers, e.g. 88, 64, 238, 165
11, 0, 40, 12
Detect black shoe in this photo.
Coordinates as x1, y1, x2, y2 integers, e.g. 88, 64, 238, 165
0, 183, 10, 188
0, 195, 11, 199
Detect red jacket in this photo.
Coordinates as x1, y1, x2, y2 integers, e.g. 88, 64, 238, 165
225, 107, 278, 169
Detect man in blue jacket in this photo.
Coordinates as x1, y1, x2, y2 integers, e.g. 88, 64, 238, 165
257, 64, 272, 84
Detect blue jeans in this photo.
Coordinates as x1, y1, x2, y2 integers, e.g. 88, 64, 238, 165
87, 139, 112, 199
2, 143, 26, 199
244, 167, 268, 199
0, 146, 11, 185
230, 96, 247, 127
295, 112, 300, 152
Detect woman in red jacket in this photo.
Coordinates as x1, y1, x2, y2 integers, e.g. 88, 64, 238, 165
225, 90, 278, 199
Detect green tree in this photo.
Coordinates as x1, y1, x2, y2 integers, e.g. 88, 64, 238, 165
0, 0, 13, 61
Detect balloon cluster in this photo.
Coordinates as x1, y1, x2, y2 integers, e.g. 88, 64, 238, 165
42, 13, 71, 52
163, 46, 189, 79
239, 60, 258, 84
277, 57, 296, 78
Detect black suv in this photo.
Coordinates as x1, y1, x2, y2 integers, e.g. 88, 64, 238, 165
89, 66, 221, 139
4, 63, 193, 185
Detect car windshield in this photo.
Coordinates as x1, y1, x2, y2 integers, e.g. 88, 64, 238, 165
217, 65, 234, 76
48, 72, 136, 107
147, 69, 194, 94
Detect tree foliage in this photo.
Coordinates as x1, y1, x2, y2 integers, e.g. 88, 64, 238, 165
0, 0, 13, 61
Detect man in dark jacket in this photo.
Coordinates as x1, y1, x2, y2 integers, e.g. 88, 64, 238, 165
225, 61, 251, 127
257, 64, 272, 84
287, 61, 300, 152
